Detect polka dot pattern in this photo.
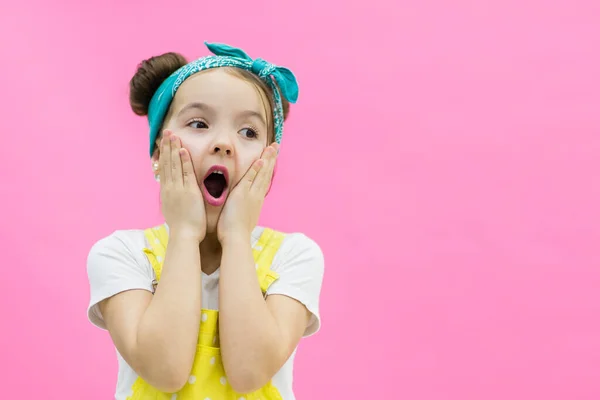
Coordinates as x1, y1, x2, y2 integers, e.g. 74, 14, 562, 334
132, 225, 286, 399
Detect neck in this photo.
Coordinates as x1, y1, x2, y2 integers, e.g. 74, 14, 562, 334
199, 232, 222, 275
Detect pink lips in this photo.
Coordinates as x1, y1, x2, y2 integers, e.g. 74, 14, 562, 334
201, 165, 229, 207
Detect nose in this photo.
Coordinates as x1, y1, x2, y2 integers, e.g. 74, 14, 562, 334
210, 135, 234, 157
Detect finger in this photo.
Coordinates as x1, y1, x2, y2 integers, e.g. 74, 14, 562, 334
159, 130, 172, 184
170, 135, 183, 185
252, 144, 277, 193
179, 148, 196, 187
243, 158, 265, 188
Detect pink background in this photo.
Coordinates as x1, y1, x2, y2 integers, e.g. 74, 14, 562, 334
1, 0, 600, 398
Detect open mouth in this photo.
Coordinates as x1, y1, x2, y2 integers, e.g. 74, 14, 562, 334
202, 166, 229, 206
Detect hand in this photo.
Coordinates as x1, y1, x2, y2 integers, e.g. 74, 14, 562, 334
217, 142, 279, 244
158, 130, 206, 242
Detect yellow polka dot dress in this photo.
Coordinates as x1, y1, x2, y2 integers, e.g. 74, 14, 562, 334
126, 225, 285, 400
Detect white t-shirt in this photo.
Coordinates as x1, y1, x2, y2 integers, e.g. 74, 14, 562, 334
86, 224, 324, 400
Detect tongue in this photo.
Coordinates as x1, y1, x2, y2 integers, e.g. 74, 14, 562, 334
204, 174, 226, 198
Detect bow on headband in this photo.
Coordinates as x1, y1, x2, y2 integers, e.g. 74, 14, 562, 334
147, 41, 299, 157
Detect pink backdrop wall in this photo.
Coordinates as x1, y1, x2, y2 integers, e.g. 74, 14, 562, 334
1, 0, 600, 398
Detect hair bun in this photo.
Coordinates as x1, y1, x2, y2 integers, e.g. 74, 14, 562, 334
129, 52, 188, 116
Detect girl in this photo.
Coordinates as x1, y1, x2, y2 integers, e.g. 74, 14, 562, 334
86, 42, 324, 400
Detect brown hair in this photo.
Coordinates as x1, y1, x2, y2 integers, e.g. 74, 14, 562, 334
129, 52, 290, 142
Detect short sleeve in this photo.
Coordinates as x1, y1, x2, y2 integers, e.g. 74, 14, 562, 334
266, 233, 325, 337
86, 231, 155, 330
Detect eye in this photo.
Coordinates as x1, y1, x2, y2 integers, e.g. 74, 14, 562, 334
239, 127, 258, 139
189, 119, 208, 129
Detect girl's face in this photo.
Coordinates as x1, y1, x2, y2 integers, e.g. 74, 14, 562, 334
154, 68, 271, 234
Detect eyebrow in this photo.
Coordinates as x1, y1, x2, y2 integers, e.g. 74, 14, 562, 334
177, 102, 267, 127
177, 102, 213, 117
239, 109, 267, 127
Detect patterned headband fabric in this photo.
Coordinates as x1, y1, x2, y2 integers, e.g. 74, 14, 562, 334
146, 42, 299, 156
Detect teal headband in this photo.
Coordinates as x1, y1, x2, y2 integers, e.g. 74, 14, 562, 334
147, 41, 299, 157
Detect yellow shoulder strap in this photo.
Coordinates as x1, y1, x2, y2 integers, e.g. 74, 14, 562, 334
253, 227, 286, 293
142, 225, 169, 282
142, 225, 286, 293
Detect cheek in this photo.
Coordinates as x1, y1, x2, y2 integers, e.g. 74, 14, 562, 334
179, 135, 211, 157
177, 137, 212, 176
232, 150, 264, 183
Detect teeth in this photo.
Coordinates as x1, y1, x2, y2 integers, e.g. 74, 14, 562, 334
213, 171, 224, 175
